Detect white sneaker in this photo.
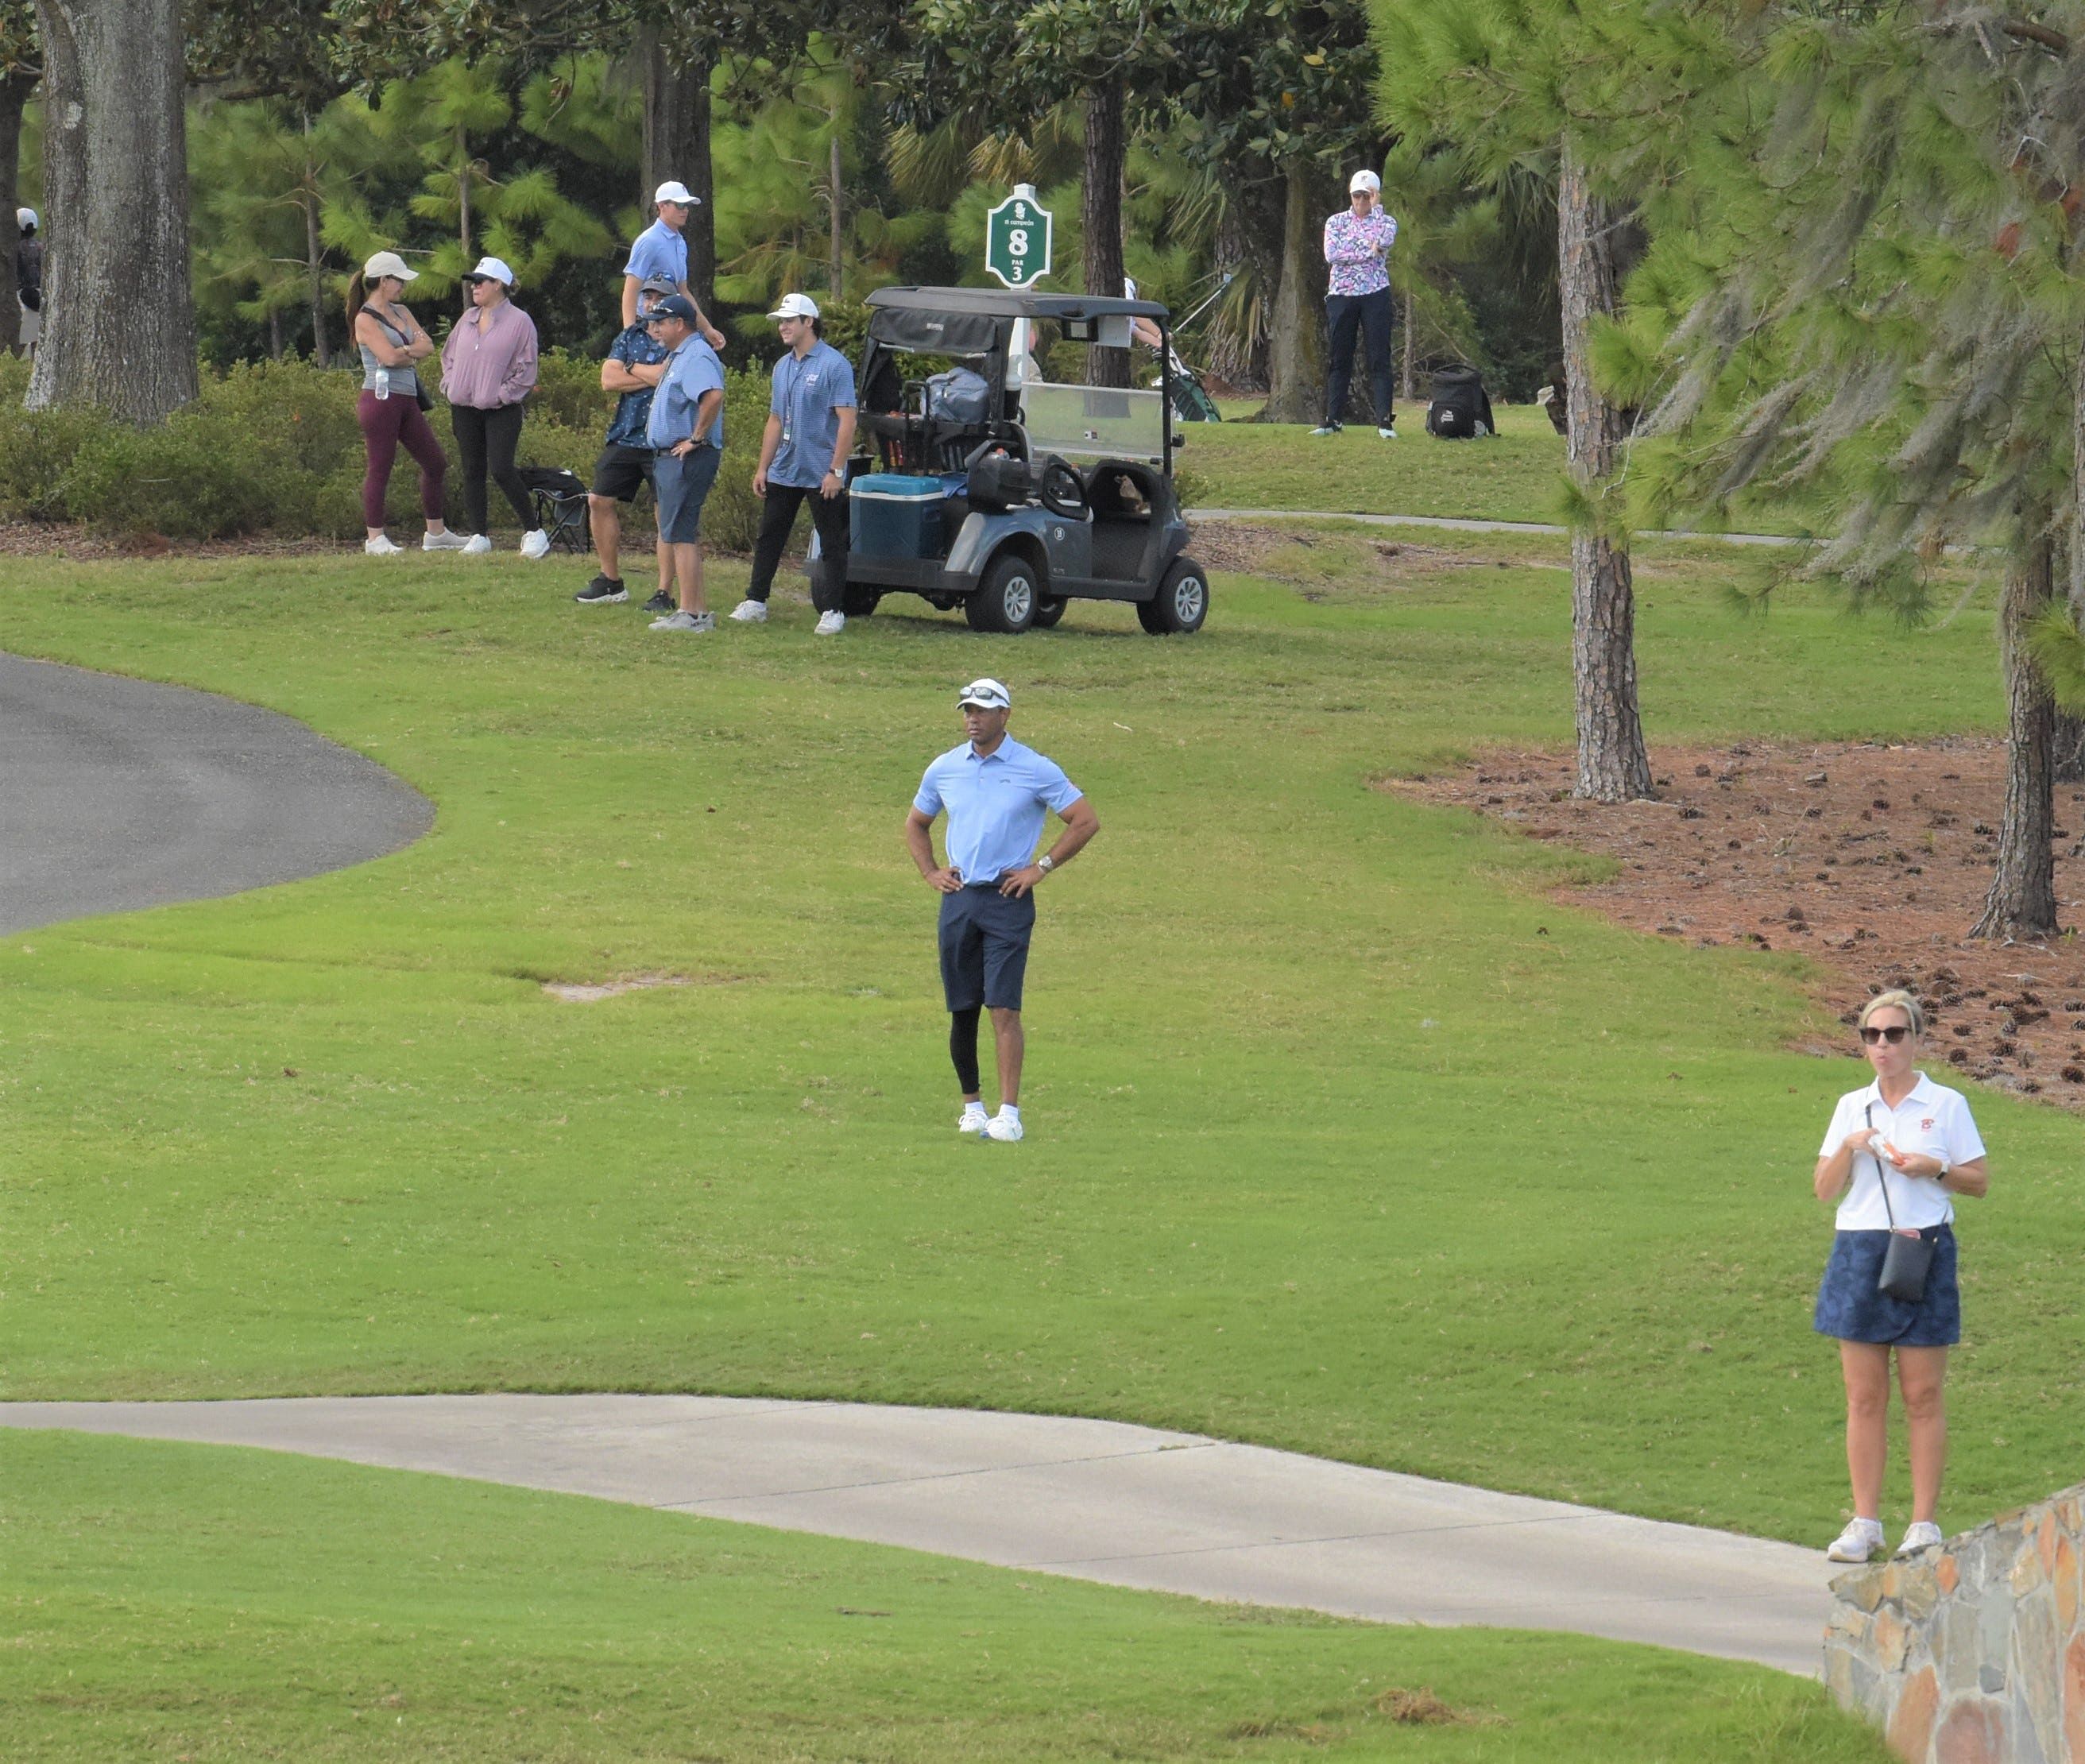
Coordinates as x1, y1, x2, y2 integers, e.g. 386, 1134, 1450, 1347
814, 610, 846, 636
729, 599, 769, 623
1378, 425, 1398, 439
520, 528, 551, 560
651, 609, 714, 632
461, 534, 492, 555
363, 535, 402, 556
1896, 1522, 1944, 1557
957, 1108, 989, 1135
421, 529, 470, 551
984, 1109, 1023, 1143
1827, 1518, 1885, 1563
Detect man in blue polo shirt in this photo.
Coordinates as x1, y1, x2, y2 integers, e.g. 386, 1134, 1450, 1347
576, 273, 675, 609
731, 292, 859, 635
644, 296, 725, 635
622, 180, 726, 349
904, 679, 1100, 1143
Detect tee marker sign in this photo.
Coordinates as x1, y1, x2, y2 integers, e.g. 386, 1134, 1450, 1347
985, 184, 1053, 289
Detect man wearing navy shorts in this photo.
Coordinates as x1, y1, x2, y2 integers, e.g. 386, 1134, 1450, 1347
904, 679, 1099, 1143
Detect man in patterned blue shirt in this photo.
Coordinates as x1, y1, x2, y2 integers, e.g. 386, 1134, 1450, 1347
903, 678, 1100, 1143
576, 275, 675, 609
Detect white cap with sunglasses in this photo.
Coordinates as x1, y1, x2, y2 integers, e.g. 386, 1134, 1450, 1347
957, 678, 1011, 712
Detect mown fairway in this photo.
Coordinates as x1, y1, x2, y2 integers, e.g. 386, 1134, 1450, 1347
6, 525, 2077, 1549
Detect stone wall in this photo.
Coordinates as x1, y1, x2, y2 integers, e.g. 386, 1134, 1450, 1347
1824, 1484, 2085, 1762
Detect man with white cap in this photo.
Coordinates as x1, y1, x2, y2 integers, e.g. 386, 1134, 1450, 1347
1313, 168, 1398, 439
732, 292, 858, 634
904, 679, 1100, 1143
622, 180, 726, 348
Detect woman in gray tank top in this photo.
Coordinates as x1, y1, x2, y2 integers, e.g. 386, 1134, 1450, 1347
349, 250, 465, 557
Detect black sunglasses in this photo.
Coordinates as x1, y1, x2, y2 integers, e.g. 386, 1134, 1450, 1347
1859, 1024, 1912, 1045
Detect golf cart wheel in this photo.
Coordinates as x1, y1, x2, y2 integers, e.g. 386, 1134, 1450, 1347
1139, 556, 1209, 635
1031, 595, 1067, 629
839, 582, 882, 617
966, 552, 1040, 633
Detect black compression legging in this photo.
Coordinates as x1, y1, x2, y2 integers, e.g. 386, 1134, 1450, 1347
950, 1007, 982, 1094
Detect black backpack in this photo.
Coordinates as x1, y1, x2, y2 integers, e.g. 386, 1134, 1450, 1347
1425, 363, 1495, 439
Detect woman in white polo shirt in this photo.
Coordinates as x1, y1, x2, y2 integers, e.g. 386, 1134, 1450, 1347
1810, 988, 1988, 1564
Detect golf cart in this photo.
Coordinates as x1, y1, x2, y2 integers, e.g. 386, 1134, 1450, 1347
837, 286, 1209, 635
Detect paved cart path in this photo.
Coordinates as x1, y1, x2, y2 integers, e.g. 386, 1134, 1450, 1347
1191, 507, 1805, 546
0, 1395, 1835, 1676
0, 652, 431, 934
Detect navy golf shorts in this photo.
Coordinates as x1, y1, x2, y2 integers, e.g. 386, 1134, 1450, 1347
938, 883, 1035, 1012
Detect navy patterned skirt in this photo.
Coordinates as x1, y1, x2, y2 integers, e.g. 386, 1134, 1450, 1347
1812, 1226, 1960, 1347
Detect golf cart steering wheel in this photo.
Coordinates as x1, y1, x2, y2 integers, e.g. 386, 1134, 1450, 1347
1037, 456, 1086, 519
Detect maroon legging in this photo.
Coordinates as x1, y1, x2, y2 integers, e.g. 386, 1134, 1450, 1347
357, 389, 448, 529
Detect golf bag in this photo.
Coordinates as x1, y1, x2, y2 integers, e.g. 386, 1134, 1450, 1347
519, 466, 592, 552
1425, 364, 1495, 439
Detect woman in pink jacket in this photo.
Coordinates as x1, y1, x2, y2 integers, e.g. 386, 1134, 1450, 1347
439, 256, 545, 556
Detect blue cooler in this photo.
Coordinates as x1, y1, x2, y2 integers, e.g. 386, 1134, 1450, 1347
851, 474, 946, 559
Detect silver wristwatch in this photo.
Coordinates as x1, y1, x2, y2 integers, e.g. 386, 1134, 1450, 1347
1037, 854, 1054, 873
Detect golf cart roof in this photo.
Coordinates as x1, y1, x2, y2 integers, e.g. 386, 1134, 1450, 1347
865, 285, 1166, 354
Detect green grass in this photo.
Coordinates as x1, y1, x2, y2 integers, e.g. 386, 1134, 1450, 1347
0, 1429, 1890, 1762
5, 525, 2078, 1549
1185, 404, 1569, 522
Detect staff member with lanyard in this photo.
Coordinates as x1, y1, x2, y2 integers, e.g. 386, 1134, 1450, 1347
644, 294, 725, 635
904, 679, 1099, 1143
1812, 988, 1988, 1564
731, 292, 858, 635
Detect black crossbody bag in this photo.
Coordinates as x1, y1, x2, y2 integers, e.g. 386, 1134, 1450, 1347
1866, 1101, 1935, 1303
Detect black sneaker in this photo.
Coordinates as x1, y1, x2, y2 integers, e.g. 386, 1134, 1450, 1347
575, 576, 627, 605
641, 588, 675, 614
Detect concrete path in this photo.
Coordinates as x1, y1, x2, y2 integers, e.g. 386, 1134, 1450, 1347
0, 652, 431, 934
1191, 506, 1805, 547
0, 1395, 1833, 1675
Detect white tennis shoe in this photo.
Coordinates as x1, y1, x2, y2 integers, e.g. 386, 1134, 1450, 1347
958, 1106, 989, 1135
1895, 1522, 1944, 1557
984, 1108, 1023, 1143
1826, 1518, 1884, 1563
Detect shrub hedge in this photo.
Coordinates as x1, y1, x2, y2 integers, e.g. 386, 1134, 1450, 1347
0, 349, 1203, 548
0, 353, 772, 551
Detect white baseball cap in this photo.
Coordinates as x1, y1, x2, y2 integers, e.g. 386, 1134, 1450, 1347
17, 207, 36, 231
768, 292, 820, 321
957, 678, 1012, 711
1349, 169, 1381, 195
654, 180, 700, 207
462, 256, 515, 287
362, 250, 418, 282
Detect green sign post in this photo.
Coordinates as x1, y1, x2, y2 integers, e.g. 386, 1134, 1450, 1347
984, 184, 1053, 289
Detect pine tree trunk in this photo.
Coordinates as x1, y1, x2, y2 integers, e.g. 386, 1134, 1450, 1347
27, 0, 197, 422
1970, 519, 2060, 939
640, 28, 714, 315
0, 68, 32, 355
303, 194, 327, 367
829, 127, 843, 301
268, 304, 282, 361
1400, 289, 1415, 403
2059, 341, 2085, 781
1263, 160, 1325, 424
1558, 139, 1650, 803
455, 124, 471, 261
1082, 78, 1128, 389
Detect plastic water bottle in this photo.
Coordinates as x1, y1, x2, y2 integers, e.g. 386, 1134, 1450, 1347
373, 369, 390, 401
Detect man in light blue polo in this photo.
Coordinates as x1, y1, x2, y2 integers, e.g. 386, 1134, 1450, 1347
643, 295, 725, 634
903, 679, 1100, 1143
732, 292, 859, 634
621, 180, 726, 348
